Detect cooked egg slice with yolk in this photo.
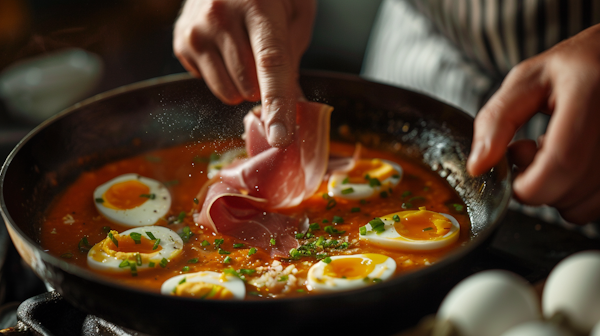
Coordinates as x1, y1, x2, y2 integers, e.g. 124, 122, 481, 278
161, 271, 246, 300
359, 208, 460, 251
327, 159, 402, 200
87, 226, 183, 273
307, 254, 396, 293
93, 173, 171, 227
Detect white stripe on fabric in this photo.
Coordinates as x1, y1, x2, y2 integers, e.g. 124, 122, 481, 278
470, 0, 495, 72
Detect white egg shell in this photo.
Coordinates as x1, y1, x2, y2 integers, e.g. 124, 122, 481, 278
161, 271, 246, 300
499, 321, 574, 336
327, 159, 402, 200
87, 226, 183, 272
591, 320, 600, 336
360, 212, 460, 251
542, 250, 600, 334
307, 254, 396, 293
437, 270, 540, 336
93, 173, 171, 227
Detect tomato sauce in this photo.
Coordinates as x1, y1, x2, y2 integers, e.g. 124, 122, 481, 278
40, 141, 470, 299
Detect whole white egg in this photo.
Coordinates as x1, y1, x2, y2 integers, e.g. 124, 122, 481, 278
93, 173, 171, 227
436, 270, 540, 336
542, 250, 600, 334
500, 321, 574, 336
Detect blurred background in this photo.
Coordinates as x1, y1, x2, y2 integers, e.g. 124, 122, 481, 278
0, 0, 382, 310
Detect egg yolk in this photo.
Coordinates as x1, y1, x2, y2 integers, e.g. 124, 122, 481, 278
346, 159, 396, 184
392, 208, 452, 240
175, 281, 234, 299
323, 254, 388, 280
107, 233, 161, 253
102, 180, 150, 210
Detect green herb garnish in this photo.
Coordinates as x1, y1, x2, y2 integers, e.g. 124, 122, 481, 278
368, 178, 381, 188
214, 239, 224, 248
179, 277, 187, 285
193, 197, 199, 204
152, 239, 161, 250
78, 236, 92, 252
278, 275, 288, 282
219, 249, 231, 255
393, 214, 400, 222
108, 232, 118, 247
423, 227, 433, 231
139, 193, 156, 200
233, 243, 245, 248
342, 177, 349, 184
146, 232, 157, 240
201, 240, 210, 247
119, 260, 130, 268
182, 266, 190, 272
309, 223, 320, 231
341, 187, 354, 195
177, 211, 186, 223
316, 236, 325, 246
248, 247, 257, 256
402, 191, 412, 198
60, 252, 73, 259
239, 269, 256, 275
324, 226, 346, 235
188, 258, 199, 264
95, 198, 104, 203
351, 207, 361, 213
295, 233, 304, 239
159, 258, 168, 268
332, 216, 344, 224
179, 226, 192, 243
129, 232, 142, 244
270, 238, 276, 246
452, 204, 464, 212
323, 257, 332, 264
130, 263, 138, 277
380, 191, 388, 198
359, 226, 367, 235
369, 217, 386, 234
148, 261, 155, 268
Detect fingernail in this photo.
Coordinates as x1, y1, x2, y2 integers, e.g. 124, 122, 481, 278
268, 122, 288, 147
467, 142, 484, 175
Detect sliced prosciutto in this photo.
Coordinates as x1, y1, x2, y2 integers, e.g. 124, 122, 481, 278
194, 102, 333, 257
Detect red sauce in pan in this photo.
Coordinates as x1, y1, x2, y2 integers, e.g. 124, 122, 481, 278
40, 141, 470, 299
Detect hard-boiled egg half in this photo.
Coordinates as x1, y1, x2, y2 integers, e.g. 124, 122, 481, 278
87, 226, 183, 273
360, 207, 460, 251
93, 173, 171, 227
161, 271, 246, 300
307, 254, 396, 293
328, 158, 402, 200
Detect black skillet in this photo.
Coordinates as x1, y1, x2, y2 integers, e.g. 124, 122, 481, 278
0, 72, 510, 336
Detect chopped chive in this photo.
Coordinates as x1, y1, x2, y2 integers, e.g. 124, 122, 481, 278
240, 269, 256, 275
338, 242, 349, 249
223, 256, 232, 264
219, 249, 231, 255
201, 240, 210, 247
130, 263, 137, 277
342, 177, 349, 184
248, 291, 260, 296
146, 231, 157, 240
368, 178, 381, 188
295, 233, 305, 239
289, 248, 300, 259
341, 187, 354, 195
402, 191, 412, 198
60, 252, 73, 259
322, 193, 330, 200
223, 268, 245, 281
193, 197, 199, 204
309, 223, 320, 231
148, 261, 155, 268
182, 266, 190, 272
135, 253, 142, 266
452, 204, 464, 212
392, 174, 400, 179
209, 153, 220, 162
324, 226, 346, 235
214, 239, 224, 248
119, 260, 130, 268
95, 198, 104, 203
129, 232, 142, 244
179, 226, 192, 243
364, 174, 371, 180
423, 227, 433, 231
296, 289, 306, 293
359, 199, 367, 205
372, 278, 383, 283
102, 226, 111, 233
393, 214, 400, 222
369, 217, 386, 234
179, 277, 187, 285
322, 219, 329, 223
402, 202, 413, 209
177, 211, 186, 223
363, 277, 371, 283
188, 258, 199, 264
159, 258, 168, 268
139, 193, 156, 200
359, 226, 367, 235
270, 238, 276, 246
108, 232, 118, 247
278, 275, 288, 282
326, 198, 337, 210
248, 247, 257, 256
233, 243, 245, 248
305, 232, 314, 239
351, 207, 361, 213
78, 236, 92, 252
316, 253, 328, 260
380, 191, 388, 198
152, 239, 161, 250
316, 236, 325, 246
323, 257, 332, 264
332, 216, 344, 224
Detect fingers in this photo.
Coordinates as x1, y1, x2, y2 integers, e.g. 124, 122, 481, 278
245, 2, 302, 147
467, 61, 548, 176
507, 139, 538, 174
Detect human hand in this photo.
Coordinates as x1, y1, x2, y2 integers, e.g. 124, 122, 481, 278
467, 24, 600, 224
173, 0, 316, 147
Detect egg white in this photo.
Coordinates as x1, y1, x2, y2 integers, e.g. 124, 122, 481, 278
87, 226, 183, 273
360, 210, 460, 251
161, 271, 246, 300
307, 254, 396, 293
327, 159, 402, 200
93, 173, 171, 227
207, 148, 246, 179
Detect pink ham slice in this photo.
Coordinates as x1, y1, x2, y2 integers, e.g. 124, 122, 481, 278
194, 102, 333, 257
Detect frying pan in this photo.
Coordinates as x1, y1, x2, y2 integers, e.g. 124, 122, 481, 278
0, 72, 510, 336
